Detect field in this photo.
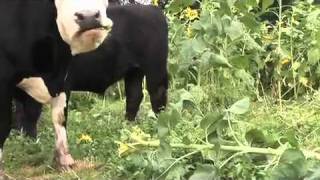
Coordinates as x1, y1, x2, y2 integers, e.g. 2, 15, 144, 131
4, 0, 320, 179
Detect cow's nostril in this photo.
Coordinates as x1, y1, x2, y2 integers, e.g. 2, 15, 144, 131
74, 12, 85, 21
94, 12, 100, 19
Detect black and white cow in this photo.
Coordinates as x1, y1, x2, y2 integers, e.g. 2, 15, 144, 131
0, 0, 112, 176
15, 5, 169, 139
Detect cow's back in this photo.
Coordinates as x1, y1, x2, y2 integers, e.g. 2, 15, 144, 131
0, 0, 59, 74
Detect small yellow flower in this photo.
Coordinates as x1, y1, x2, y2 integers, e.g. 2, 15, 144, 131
262, 35, 274, 41
78, 134, 93, 143
281, 58, 290, 65
184, 7, 199, 21
131, 126, 151, 142
262, 35, 274, 43
152, 0, 159, 6
116, 141, 130, 157
115, 141, 137, 157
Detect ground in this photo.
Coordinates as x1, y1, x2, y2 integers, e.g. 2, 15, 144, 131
3, 87, 320, 179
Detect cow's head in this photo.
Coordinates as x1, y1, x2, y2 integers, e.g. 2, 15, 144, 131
54, 0, 113, 55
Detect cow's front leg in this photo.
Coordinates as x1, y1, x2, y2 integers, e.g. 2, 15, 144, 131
51, 92, 74, 170
17, 77, 74, 170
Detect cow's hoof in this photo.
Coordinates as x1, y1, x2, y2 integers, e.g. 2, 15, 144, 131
0, 170, 8, 180
125, 113, 136, 122
54, 153, 75, 171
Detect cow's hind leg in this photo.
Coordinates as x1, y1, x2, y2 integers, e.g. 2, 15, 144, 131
146, 70, 168, 115
0, 84, 12, 180
124, 69, 144, 121
14, 91, 42, 138
21, 97, 42, 138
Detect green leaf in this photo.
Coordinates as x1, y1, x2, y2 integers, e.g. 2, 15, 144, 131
225, 20, 244, 41
157, 109, 180, 138
158, 140, 172, 159
280, 130, 299, 147
180, 39, 197, 62
193, 38, 207, 54
227, 97, 250, 114
165, 164, 185, 180
169, 109, 180, 128
189, 85, 206, 105
210, 53, 233, 68
200, 112, 224, 135
240, 13, 260, 32
169, 62, 180, 75
245, 129, 266, 146
306, 167, 320, 180
200, 51, 212, 70
180, 89, 197, 106
167, 0, 194, 13
308, 48, 320, 65
244, 34, 264, 51
230, 55, 250, 69
227, 0, 237, 8
189, 164, 218, 180
235, 69, 255, 87
279, 149, 305, 164
271, 149, 308, 180
158, 112, 171, 138
262, 0, 275, 11
172, 89, 197, 111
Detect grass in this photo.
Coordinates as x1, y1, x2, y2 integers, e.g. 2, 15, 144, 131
3, 89, 320, 179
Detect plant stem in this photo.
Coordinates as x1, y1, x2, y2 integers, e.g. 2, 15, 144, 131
290, 8, 297, 99
117, 82, 123, 101
132, 138, 320, 160
227, 112, 243, 146
278, 0, 283, 111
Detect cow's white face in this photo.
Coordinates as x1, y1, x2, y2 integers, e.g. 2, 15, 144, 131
54, 0, 113, 55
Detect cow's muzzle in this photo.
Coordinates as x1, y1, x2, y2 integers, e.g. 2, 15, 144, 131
75, 10, 111, 33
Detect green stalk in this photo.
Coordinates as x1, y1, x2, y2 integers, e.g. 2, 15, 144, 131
278, 0, 283, 110
290, 8, 297, 99
117, 82, 123, 101
131, 137, 320, 160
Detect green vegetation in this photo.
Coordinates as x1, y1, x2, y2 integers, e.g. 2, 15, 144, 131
4, 0, 320, 179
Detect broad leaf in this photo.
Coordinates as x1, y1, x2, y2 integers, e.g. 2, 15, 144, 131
189, 164, 218, 180
225, 20, 244, 41
168, 0, 194, 13
306, 167, 320, 180
158, 112, 171, 138
270, 149, 308, 180
227, 97, 250, 115
210, 53, 233, 68
200, 112, 224, 135
193, 38, 207, 54
262, 0, 274, 11
245, 129, 266, 146
308, 48, 320, 65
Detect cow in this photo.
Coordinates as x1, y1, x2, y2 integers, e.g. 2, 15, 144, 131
14, 5, 169, 141
0, 0, 112, 177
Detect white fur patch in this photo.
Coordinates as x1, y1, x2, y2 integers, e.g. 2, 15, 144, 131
16, 77, 52, 104
0, 149, 2, 162
51, 93, 75, 167
54, 0, 112, 55
0, 148, 3, 177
